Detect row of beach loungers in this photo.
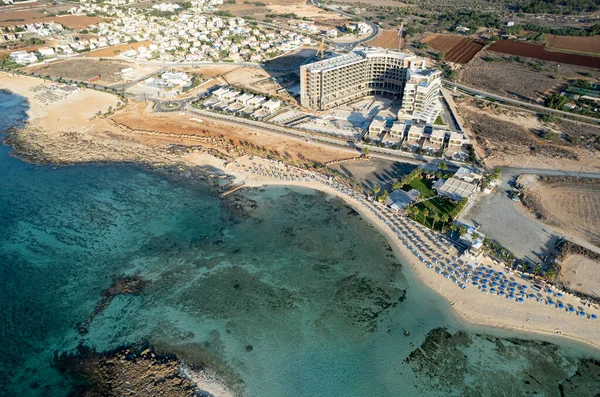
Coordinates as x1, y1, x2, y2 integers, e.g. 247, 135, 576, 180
240, 159, 598, 322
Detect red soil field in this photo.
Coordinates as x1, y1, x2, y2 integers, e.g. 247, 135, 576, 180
546, 35, 600, 55
423, 35, 484, 63
488, 40, 600, 68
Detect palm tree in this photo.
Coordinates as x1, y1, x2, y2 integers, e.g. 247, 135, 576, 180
432, 214, 440, 230
392, 181, 402, 190
373, 185, 380, 198
412, 207, 420, 221
422, 208, 430, 226
440, 214, 449, 231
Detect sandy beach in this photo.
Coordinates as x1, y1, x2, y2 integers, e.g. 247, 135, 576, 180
2, 72, 600, 354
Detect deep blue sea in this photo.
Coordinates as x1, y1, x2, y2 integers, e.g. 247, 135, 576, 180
1, 90, 600, 396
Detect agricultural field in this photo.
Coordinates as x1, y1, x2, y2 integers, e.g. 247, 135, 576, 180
458, 52, 600, 103
422, 35, 484, 63
27, 58, 135, 84
546, 35, 600, 55
366, 30, 403, 50
488, 40, 600, 68
0, 10, 104, 28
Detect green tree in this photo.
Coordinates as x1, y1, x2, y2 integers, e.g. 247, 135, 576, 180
432, 214, 440, 230
373, 185, 380, 198
438, 161, 448, 171
362, 147, 370, 157
440, 214, 449, 232
421, 208, 430, 225
458, 225, 468, 236
545, 93, 568, 110
392, 181, 402, 190
437, 51, 445, 61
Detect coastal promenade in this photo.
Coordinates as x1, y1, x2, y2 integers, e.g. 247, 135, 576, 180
211, 154, 600, 349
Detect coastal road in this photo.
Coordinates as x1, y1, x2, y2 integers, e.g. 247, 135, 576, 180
444, 80, 600, 126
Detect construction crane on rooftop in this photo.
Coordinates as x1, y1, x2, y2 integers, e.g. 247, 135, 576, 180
317, 37, 326, 59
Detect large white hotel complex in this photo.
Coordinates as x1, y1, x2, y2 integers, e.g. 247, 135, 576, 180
300, 48, 442, 123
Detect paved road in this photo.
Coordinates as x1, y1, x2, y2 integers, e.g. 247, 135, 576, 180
444, 80, 600, 126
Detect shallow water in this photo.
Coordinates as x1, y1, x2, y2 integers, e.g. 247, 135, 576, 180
1, 91, 599, 396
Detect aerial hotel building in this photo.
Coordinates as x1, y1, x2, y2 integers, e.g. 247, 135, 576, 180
300, 47, 442, 123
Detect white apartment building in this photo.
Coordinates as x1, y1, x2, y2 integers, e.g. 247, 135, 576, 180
300, 48, 441, 122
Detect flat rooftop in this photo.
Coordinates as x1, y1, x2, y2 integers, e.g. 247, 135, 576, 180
304, 47, 417, 73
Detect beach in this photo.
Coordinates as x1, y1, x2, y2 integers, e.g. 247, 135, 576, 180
2, 71, 600, 353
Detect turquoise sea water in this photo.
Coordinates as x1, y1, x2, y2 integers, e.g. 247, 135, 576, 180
1, 91, 600, 396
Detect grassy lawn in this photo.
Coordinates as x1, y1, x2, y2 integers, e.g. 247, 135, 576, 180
403, 176, 460, 231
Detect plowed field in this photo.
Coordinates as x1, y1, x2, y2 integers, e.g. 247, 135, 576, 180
488, 40, 600, 68
546, 35, 600, 55
423, 35, 484, 63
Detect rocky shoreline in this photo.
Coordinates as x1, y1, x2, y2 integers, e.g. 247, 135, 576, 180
54, 343, 228, 397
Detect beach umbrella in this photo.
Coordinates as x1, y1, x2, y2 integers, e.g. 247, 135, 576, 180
569, 307, 575, 313
499, 291, 506, 296
579, 311, 586, 317
548, 299, 554, 305
490, 288, 497, 293
509, 294, 515, 299
489, 269, 495, 274
509, 287, 515, 293
500, 285, 506, 290
492, 282, 498, 287
512, 282, 519, 287
518, 297, 524, 302
472, 282, 479, 287
557, 293, 563, 297
498, 272, 504, 276
521, 285, 528, 290
478, 271, 483, 276
481, 284, 487, 289
519, 291, 525, 296
529, 294, 535, 299
482, 267, 487, 271
558, 303, 564, 309
474, 276, 480, 281
547, 288, 553, 294
591, 314, 597, 320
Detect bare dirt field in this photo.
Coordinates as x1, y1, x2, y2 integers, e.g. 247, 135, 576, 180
422, 35, 484, 63
112, 104, 353, 165
84, 41, 152, 58
521, 175, 600, 248
0, 11, 104, 28
27, 58, 135, 84
422, 34, 464, 52
366, 30, 402, 50
546, 35, 600, 55
488, 40, 600, 68
559, 254, 600, 297
456, 99, 600, 172
222, 0, 348, 27
264, 48, 317, 70
458, 52, 600, 103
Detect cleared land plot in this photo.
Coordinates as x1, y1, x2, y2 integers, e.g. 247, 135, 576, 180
367, 30, 402, 50
522, 176, 600, 247
0, 11, 104, 28
455, 101, 600, 171
28, 58, 134, 84
459, 52, 600, 103
488, 40, 600, 68
112, 104, 353, 165
84, 41, 152, 58
559, 254, 600, 297
423, 35, 484, 63
546, 35, 600, 55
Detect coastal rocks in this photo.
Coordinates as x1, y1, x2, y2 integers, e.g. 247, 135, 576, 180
406, 327, 600, 396
179, 265, 295, 320
332, 274, 405, 333
78, 276, 148, 335
54, 343, 204, 397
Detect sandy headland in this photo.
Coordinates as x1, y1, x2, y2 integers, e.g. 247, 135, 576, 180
2, 72, 600, 355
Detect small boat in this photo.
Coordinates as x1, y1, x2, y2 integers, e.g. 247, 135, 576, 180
403, 329, 410, 337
